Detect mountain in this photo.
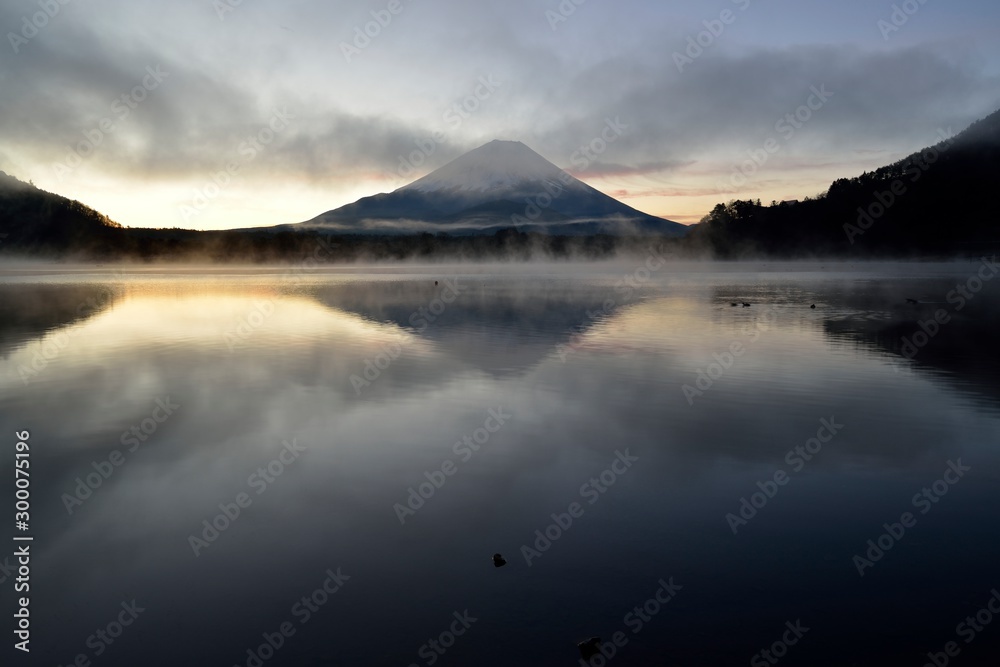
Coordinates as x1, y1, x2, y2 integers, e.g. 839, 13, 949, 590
0, 167, 677, 261
687, 108, 1000, 257
297, 140, 687, 236
0, 171, 124, 255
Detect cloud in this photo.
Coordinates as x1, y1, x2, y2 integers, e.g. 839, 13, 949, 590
0, 0, 998, 229
534, 44, 1000, 163
566, 159, 695, 178
609, 186, 736, 199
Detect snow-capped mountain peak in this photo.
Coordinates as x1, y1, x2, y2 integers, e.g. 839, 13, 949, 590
300, 139, 687, 237
399, 140, 573, 195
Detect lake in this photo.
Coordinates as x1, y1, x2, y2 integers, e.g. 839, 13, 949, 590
2, 260, 999, 666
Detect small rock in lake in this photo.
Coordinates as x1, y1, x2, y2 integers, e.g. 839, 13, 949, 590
492, 553, 507, 568
577, 637, 601, 659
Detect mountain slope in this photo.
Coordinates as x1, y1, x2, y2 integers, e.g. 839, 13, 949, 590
300, 140, 687, 236
688, 108, 1000, 256
0, 172, 124, 254
403, 139, 570, 196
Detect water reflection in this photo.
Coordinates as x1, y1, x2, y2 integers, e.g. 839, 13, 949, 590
0, 282, 117, 356
0, 264, 998, 666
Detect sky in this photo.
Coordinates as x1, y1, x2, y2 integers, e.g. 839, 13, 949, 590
1, 0, 999, 229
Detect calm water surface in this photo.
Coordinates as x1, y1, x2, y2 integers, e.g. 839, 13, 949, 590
1, 261, 999, 666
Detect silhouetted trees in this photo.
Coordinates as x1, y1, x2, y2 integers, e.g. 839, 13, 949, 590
687, 108, 1000, 258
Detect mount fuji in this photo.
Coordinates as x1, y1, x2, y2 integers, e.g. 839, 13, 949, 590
296, 140, 687, 236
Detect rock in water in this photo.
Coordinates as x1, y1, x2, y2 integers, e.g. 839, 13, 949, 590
577, 637, 601, 659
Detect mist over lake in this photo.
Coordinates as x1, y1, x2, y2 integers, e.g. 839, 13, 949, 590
2, 261, 999, 666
